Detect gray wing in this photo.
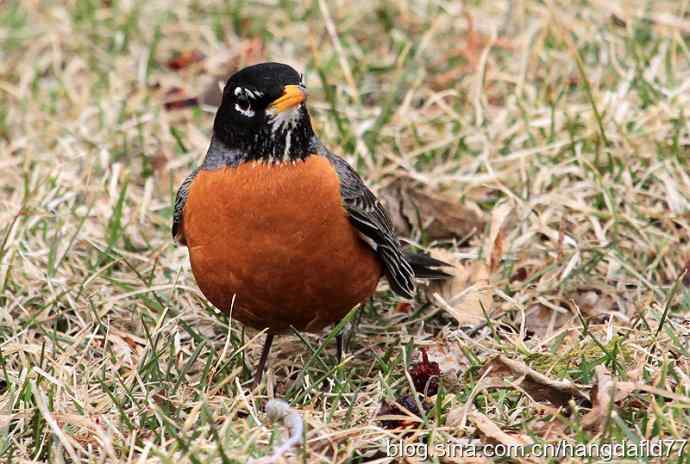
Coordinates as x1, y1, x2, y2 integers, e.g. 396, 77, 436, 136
172, 168, 198, 245
314, 140, 415, 298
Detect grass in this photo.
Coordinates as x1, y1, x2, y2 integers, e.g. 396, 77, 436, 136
1, 0, 690, 462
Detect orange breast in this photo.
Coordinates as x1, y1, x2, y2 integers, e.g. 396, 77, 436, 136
182, 155, 382, 332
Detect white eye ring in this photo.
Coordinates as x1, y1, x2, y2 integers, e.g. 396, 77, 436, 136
233, 88, 255, 117
235, 101, 255, 117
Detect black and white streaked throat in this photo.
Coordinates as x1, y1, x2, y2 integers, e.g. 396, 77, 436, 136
208, 62, 315, 166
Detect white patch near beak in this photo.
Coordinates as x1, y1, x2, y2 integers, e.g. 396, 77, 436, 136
235, 104, 255, 117
267, 105, 301, 134
266, 105, 302, 162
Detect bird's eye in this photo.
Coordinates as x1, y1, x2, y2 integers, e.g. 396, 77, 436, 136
234, 91, 255, 117
236, 93, 249, 107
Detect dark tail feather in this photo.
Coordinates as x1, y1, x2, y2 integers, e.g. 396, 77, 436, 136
405, 252, 452, 279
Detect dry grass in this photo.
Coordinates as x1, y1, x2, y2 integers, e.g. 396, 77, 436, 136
2, 0, 690, 462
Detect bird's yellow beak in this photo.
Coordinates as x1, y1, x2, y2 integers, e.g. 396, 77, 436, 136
269, 85, 306, 113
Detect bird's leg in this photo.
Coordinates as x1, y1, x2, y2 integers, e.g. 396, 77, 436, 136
253, 332, 274, 387
336, 302, 367, 362
336, 333, 344, 363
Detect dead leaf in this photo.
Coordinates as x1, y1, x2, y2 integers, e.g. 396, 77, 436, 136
481, 355, 587, 408
524, 290, 615, 338
163, 87, 199, 110
469, 410, 532, 447
524, 304, 574, 338
164, 97, 199, 111
573, 290, 615, 320
485, 202, 512, 273
426, 250, 492, 326
582, 365, 636, 431
519, 378, 576, 407
381, 179, 485, 241
108, 329, 146, 366
164, 86, 185, 98
529, 416, 570, 441
510, 267, 527, 282
611, 13, 627, 28
377, 395, 429, 430
0, 414, 15, 429
445, 406, 465, 429
150, 149, 169, 174
494, 356, 585, 396
431, 12, 515, 89
199, 78, 225, 108
424, 342, 468, 378
228, 38, 266, 71
197, 39, 267, 109
166, 50, 206, 70
394, 302, 412, 313
446, 374, 493, 429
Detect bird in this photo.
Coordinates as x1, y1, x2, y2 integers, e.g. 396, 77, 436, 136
172, 62, 449, 385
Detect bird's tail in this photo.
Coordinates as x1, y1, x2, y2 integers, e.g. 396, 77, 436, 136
405, 252, 452, 279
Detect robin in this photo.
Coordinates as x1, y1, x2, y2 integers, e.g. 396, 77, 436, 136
173, 62, 448, 385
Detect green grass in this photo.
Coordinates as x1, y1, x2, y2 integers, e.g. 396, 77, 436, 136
1, 0, 690, 462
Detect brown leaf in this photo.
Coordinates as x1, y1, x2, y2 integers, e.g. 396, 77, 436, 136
431, 12, 515, 89
445, 403, 467, 429
153, 389, 174, 410
199, 78, 225, 108
166, 50, 206, 70
196, 39, 267, 109
162, 87, 199, 110
611, 13, 627, 28
573, 290, 615, 320
530, 416, 570, 441
459, 13, 484, 72
0, 414, 14, 429
519, 378, 576, 407
425, 342, 468, 378
150, 149, 169, 174
229, 38, 266, 71
510, 267, 527, 282
524, 304, 574, 338
481, 355, 587, 407
682, 259, 690, 287
469, 410, 532, 447
394, 302, 412, 313
377, 395, 429, 430
381, 179, 485, 241
582, 365, 636, 431
164, 86, 185, 98
525, 290, 615, 338
426, 250, 492, 326
164, 97, 199, 111
485, 202, 512, 273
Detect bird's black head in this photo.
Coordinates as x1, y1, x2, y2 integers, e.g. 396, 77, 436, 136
211, 62, 314, 164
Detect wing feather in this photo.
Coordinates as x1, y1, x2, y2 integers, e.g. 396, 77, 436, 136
314, 140, 415, 298
172, 168, 199, 245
